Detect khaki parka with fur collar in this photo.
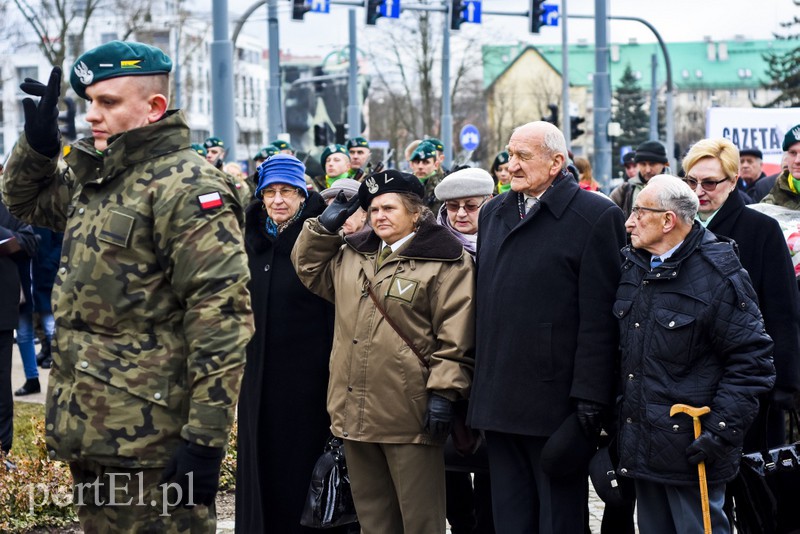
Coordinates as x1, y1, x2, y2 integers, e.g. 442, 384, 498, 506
292, 213, 475, 444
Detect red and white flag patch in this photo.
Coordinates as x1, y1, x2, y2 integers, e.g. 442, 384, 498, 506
198, 192, 224, 210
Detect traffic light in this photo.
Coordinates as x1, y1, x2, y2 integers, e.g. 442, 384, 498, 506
366, 0, 383, 25
542, 103, 558, 127
570, 116, 586, 140
292, 0, 310, 20
529, 0, 545, 34
450, 0, 465, 31
59, 97, 77, 141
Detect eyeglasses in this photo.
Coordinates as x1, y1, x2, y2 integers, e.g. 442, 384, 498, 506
683, 176, 729, 192
630, 206, 668, 220
262, 187, 300, 199
445, 197, 488, 213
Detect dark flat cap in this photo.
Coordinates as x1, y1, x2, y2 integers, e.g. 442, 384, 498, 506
739, 147, 763, 159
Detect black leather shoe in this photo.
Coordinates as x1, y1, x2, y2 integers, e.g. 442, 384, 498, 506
40, 356, 52, 369
14, 378, 41, 396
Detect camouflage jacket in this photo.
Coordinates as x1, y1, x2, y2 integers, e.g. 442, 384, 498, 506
761, 169, 800, 210
2, 111, 254, 468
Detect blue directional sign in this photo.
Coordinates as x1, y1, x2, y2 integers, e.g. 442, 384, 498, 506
379, 0, 401, 19
464, 1, 482, 23
543, 4, 559, 26
307, 0, 330, 14
460, 124, 480, 151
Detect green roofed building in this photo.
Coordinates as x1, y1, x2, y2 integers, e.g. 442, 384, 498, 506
482, 39, 795, 157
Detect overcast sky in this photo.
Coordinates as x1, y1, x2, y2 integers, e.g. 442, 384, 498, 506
211, 0, 798, 57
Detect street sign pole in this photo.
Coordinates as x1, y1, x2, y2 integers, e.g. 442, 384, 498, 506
441, 4, 453, 168
347, 9, 360, 137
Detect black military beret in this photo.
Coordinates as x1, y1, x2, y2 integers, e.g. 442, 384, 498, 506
358, 169, 425, 210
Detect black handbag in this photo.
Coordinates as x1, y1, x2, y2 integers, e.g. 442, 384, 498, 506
299, 435, 359, 529
729, 408, 800, 534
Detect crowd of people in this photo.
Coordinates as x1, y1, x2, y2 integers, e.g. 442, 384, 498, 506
1, 39, 799, 534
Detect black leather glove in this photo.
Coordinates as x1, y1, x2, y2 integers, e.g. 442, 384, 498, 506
20, 67, 62, 158
424, 393, 454, 442
686, 432, 730, 465
318, 191, 361, 233
575, 399, 604, 439
160, 441, 225, 507
770, 387, 798, 411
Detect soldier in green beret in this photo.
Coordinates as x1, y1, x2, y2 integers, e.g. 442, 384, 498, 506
762, 124, 800, 209
311, 143, 350, 192
346, 136, 372, 178
191, 143, 208, 158
203, 136, 226, 170
3, 40, 254, 532
409, 141, 444, 212
426, 136, 449, 174
270, 139, 294, 155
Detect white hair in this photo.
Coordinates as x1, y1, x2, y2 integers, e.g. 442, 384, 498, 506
647, 175, 699, 225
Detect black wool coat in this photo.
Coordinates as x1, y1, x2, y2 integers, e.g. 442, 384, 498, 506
706, 190, 800, 447
0, 198, 38, 331
235, 192, 342, 534
467, 177, 627, 436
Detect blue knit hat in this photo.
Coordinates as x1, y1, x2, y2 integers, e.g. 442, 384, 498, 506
255, 154, 308, 199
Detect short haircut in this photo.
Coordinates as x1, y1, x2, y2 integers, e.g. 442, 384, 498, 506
648, 174, 699, 225
682, 138, 739, 180
135, 74, 170, 102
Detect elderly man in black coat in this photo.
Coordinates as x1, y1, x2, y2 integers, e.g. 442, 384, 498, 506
467, 121, 627, 533
616, 175, 775, 533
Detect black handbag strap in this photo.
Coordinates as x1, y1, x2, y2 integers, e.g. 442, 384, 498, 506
366, 283, 429, 370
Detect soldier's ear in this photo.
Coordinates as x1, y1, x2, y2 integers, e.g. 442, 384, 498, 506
147, 94, 168, 124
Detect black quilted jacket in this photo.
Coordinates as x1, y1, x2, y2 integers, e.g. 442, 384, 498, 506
614, 223, 775, 486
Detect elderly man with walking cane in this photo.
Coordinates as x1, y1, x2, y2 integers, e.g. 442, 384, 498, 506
613, 174, 775, 533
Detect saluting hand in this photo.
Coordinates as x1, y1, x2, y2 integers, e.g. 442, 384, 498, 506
20, 66, 62, 158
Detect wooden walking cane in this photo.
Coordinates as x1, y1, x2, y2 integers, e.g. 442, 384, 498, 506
670, 404, 712, 534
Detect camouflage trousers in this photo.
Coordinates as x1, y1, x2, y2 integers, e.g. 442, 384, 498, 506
69, 459, 216, 533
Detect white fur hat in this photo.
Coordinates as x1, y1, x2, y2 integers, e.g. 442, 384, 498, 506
434, 167, 495, 201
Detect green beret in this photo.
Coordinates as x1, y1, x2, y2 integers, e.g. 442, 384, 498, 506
204, 137, 224, 149
783, 124, 800, 151
320, 144, 349, 168
190, 143, 207, 157
426, 137, 444, 152
346, 137, 369, 149
411, 141, 437, 161
70, 41, 172, 100
271, 139, 293, 152
255, 145, 279, 161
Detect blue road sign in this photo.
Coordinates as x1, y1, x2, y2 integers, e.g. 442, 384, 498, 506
460, 124, 480, 151
307, 0, 330, 13
464, 1, 481, 23
380, 0, 401, 18
543, 4, 559, 26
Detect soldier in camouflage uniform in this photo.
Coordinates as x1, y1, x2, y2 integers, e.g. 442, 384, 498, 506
2, 41, 254, 532
409, 140, 444, 213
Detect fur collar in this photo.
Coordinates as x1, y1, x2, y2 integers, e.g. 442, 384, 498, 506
345, 211, 464, 261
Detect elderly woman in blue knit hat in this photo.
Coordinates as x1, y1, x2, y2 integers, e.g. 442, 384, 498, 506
236, 154, 344, 533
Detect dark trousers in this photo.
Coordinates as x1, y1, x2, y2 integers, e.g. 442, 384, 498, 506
0, 330, 13, 455
485, 431, 587, 534
446, 471, 495, 534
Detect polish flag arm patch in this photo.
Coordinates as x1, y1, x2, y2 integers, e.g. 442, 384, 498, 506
198, 191, 224, 210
